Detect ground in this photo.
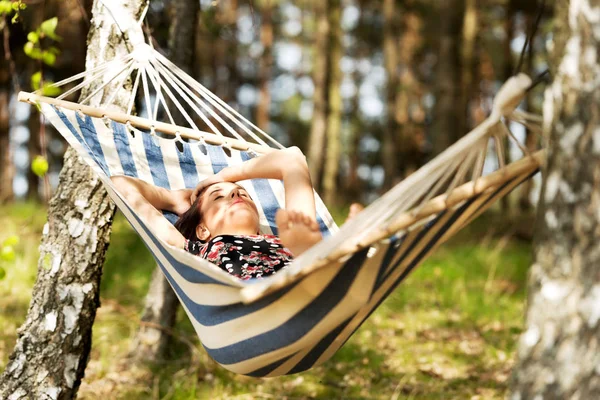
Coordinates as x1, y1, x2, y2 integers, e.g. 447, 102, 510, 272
0, 202, 533, 399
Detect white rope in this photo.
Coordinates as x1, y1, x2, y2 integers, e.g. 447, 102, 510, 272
103, 60, 137, 109
154, 55, 265, 142
127, 68, 142, 116
144, 61, 195, 129
52, 53, 132, 91
141, 68, 154, 124
151, 59, 252, 141
153, 51, 285, 149
79, 59, 135, 106
148, 59, 226, 137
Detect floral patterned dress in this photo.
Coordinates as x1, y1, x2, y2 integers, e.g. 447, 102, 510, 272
184, 234, 294, 280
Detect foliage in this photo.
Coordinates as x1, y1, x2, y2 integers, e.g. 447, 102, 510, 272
23, 17, 61, 67
30, 155, 49, 177
0, 0, 26, 23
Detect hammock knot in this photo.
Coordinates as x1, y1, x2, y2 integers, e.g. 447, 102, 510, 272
491, 73, 532, 118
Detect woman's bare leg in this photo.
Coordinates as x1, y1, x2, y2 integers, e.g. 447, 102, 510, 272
276, 209, 323, 257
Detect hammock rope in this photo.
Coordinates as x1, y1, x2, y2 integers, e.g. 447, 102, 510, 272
18, 42, 545, 376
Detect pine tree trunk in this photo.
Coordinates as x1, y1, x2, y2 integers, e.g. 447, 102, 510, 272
0, 1, 145, 398
25, 4, 44, 201
0, 70, 12, 203
510, 1, 600, 398
431, 0, 465, 156
322, 0, 343, 206
130, 0, 200, 363
307, 0, 330, 191
256, 2, 273, 131
382, 0, 400, 190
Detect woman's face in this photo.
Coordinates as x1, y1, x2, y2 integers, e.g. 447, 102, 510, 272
198, 182, 260, 238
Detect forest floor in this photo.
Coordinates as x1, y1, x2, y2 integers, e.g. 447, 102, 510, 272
0, 202, 536, 399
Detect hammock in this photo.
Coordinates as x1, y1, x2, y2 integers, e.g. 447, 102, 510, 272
19, 43, 544, 377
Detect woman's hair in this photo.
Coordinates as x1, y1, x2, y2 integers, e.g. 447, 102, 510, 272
174, 186, 210, 242
174, 182, 251, 243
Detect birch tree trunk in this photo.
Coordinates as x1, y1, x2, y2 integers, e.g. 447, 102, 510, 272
0, 1, 145, 398
307, 0, 330, 191
510, 1, 600, 398
130, 0, 199, 363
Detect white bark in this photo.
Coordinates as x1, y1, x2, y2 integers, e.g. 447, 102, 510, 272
510, 1, 600, 398
0, 1, 146, 398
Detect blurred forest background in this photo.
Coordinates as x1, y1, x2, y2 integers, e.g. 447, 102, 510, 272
0, 0, 555, 398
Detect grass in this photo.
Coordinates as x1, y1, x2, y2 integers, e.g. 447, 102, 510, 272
0, 201, 534, 399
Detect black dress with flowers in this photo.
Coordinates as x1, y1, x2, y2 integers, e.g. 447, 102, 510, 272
184, 234, 293, 280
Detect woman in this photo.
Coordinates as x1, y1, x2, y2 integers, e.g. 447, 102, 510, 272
111, 147, 350, 280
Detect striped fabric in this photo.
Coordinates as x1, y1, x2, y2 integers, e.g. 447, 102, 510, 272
42, 103, 536, 376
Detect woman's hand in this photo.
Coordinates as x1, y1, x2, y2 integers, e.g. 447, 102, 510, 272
170, 188, 194, 215
190, 167, 239, 203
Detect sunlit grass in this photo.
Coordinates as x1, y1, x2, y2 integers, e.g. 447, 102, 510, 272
0, 202, 533, 399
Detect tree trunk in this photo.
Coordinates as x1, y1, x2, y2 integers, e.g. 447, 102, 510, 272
25, 4, 44, 201
519, 8, 538, 212
130, 0, 200, 363
510, 1, 600, 398
382, 0, 400, 190
0, 64, 12, 203
322, 0, 343, 206
307, 0, 330, 191
431, 0, 465, 156
256, 1, 273, 131
0, 1, 145, 398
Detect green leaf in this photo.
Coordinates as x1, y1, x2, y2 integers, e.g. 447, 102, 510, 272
11, 1, 19, 10
3, 235, 19, 247
27, 31, 39, 44
0, 266, 5, 280
0, 245, 15, 262
40, 17, 60, 40
48, 46, 60, 55
23, 41, 34, 56
31, 71, 42, 90
41, 83, 61, 97
41, 51, 56, 66
31, 155, 49, 177
0, 1, 12, 14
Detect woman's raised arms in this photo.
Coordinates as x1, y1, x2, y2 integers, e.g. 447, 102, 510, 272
191, 146, 316, 220
110, 176, 192, 248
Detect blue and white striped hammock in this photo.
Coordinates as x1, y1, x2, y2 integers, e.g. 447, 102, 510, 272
20, 45, 544, 376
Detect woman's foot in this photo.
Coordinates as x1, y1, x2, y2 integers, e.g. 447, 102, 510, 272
345, 203, 364, 222
276, 209, 323, 257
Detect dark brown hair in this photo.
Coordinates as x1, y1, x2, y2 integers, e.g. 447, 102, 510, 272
174, 186, 210, 242
174, 182, 250, 242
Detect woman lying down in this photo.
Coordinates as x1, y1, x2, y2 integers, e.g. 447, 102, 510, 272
111, 147, 362, 280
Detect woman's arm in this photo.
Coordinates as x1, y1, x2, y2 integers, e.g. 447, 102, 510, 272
191, 147, 316, 219
110, 176, 190, 248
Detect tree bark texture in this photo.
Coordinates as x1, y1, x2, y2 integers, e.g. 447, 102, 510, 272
510, 1, 600, 398
382, 0, 400, 190
0, 67, 13, 203
0, 1, 146, 398
25, 4, 44, 201
431, 0, 466, 156
322, 0, 343, 206
256, 2, 273, 131
307, 0, 330, 191
130, 0, 200, 363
